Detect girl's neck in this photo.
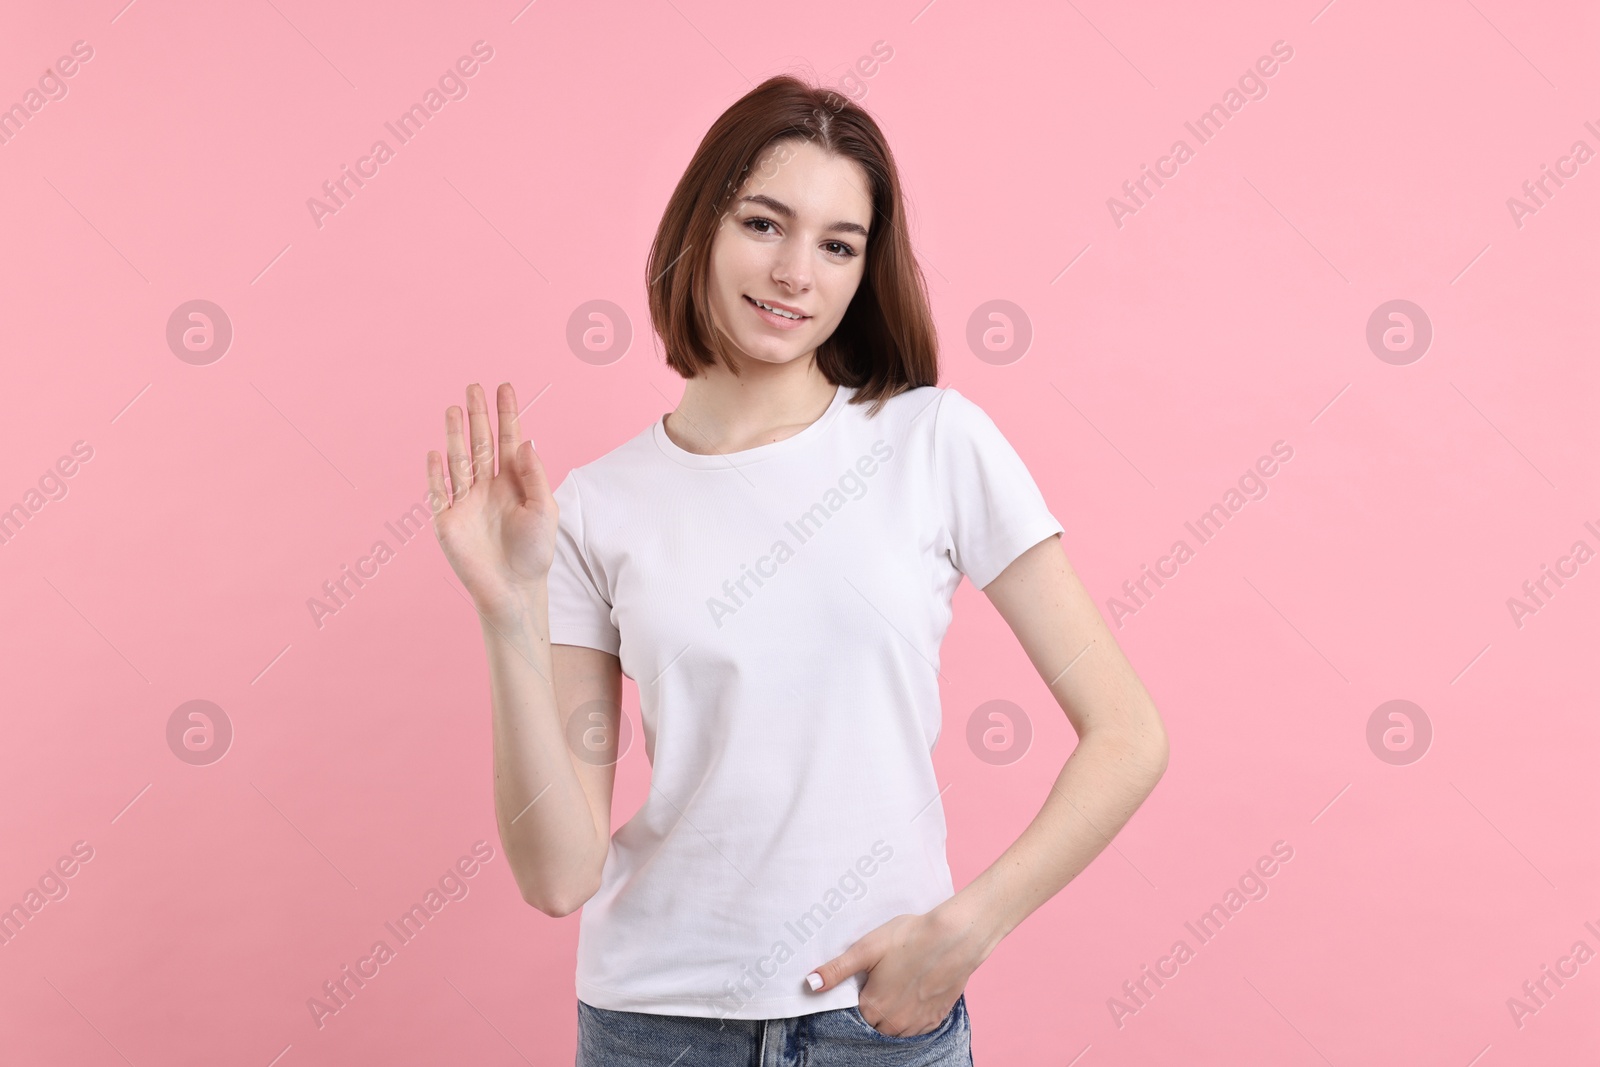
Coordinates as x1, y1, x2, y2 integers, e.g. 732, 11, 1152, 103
664, 357, 838, 456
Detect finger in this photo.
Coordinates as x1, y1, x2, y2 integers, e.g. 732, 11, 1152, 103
511, 438, 550, 504
466, 383, 494, 482
851, 989, 899, 1035
425, 450, 450, 521
445, 404, 472, 503
806, 940, 873, 993
496, 382, 525, 467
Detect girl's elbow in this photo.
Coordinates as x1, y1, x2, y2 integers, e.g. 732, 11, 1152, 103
523, 877, 597, 918
1126, 706, 1169, 781
1147, 733, 1170, 781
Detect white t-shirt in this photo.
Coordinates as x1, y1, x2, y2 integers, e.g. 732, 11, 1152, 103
546, 381, 1063, 1020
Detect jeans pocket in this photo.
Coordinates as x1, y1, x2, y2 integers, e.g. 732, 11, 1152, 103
847, 993, 963, 1041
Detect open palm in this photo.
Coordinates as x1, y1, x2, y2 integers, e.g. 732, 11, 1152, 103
426, 382, 557, 626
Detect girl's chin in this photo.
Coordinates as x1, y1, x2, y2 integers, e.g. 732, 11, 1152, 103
724, 344, 810, 368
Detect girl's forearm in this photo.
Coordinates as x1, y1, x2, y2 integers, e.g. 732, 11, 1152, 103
937, 725, 1169, 956
480, 583, 606, 915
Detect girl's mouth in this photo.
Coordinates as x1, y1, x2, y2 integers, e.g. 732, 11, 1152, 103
744, 294, 811, 328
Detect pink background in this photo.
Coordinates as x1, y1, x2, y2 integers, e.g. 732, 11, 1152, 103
2, 0, 1597, 1063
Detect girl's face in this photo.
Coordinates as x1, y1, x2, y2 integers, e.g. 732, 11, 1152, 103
705, 138, 873, 370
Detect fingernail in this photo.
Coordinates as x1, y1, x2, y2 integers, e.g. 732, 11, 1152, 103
806, 972, 823, 991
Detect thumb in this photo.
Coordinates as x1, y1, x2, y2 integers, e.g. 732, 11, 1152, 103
805, 934, 880, 993
512, 438, 549, 501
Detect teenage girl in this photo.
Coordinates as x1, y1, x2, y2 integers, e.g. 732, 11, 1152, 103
426, 75, 1168, 1066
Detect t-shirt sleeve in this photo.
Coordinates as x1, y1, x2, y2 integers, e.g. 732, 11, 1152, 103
933, 388, 1065, 590
546, 469, 622, 656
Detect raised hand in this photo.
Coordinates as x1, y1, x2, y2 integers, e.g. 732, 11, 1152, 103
426, 382, 557, 626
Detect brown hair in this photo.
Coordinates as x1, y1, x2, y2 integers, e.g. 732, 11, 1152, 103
645, 74, 939, 417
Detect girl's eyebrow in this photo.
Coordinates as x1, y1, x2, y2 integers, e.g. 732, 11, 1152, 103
737, 194, 869, 238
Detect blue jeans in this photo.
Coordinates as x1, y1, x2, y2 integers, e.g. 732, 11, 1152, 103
577, 992, 973, 1065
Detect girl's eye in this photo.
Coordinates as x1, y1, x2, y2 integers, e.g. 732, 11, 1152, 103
742, 217, 858, 258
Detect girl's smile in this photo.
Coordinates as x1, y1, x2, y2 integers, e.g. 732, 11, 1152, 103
744, 293, 813, 330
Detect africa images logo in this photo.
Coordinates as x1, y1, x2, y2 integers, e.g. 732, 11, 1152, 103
705, 440, 894, 628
